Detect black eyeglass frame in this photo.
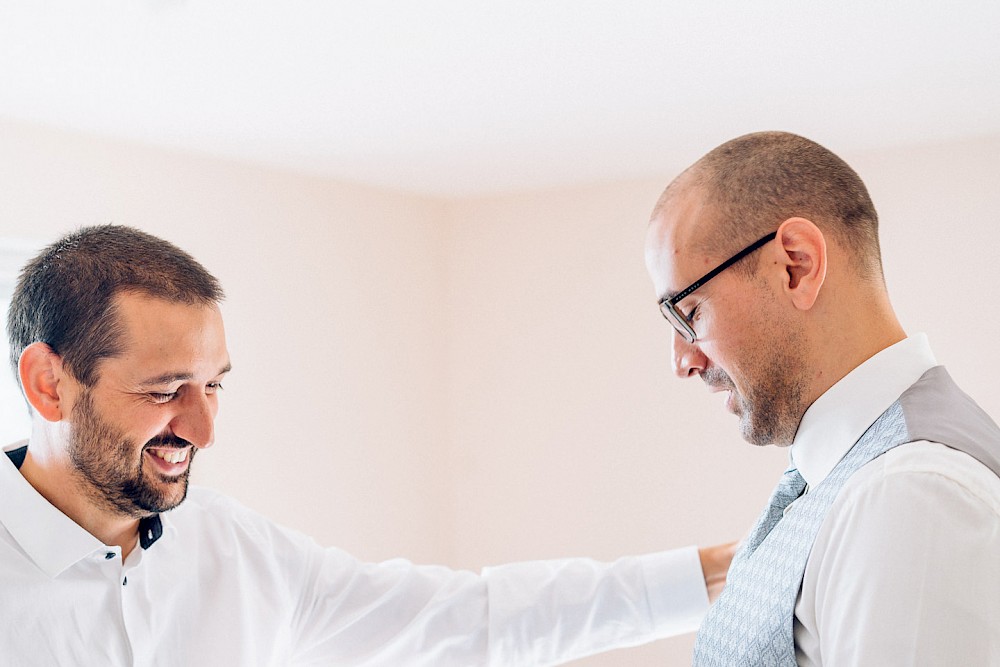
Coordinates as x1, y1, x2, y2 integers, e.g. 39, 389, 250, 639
658, 231, 777, 343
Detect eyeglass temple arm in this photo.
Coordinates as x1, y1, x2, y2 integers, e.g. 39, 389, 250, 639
668, 231, 778, 305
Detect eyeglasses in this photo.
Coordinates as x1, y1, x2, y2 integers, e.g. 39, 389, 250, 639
658, 231, 777, 343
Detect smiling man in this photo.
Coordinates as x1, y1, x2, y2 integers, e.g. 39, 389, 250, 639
0, 224, 734, 666
17, 291, 230, 549
645, 132, 1000, 665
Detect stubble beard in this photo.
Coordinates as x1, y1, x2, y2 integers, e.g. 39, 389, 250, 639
707, 337, 808, 447
69, 390, 194, 518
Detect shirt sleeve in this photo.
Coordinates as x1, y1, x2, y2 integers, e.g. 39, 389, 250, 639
795, 443, 1000, 666
486, 545, 709, 666
289, 541, 708, 666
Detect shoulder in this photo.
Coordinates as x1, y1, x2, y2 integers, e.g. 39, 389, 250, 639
171, 484, 256, 521
807, 441, 1000, 566
803, 441, 1000, 592
838, 441, 1000, 516
167, 485, 319, 554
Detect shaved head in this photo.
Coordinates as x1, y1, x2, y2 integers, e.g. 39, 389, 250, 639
653, 131, 882, 280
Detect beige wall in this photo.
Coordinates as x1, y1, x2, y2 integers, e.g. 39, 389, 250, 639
2, 117, 998, 665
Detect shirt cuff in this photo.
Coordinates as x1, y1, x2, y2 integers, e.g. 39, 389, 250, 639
641, 545, 710, 636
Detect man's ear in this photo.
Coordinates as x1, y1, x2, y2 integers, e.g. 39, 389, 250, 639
774, 217, 827, 311
18, 343, 70, 422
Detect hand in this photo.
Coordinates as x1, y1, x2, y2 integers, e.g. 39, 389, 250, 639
698, 541, 739, 603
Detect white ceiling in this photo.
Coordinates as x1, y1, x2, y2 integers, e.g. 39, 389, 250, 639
1, 1, 998, 198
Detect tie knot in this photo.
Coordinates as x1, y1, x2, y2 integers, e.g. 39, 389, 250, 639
736, 466, 809, 559
774, 467, 807, 509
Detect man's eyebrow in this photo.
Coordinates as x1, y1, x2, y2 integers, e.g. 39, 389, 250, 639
138, 363, 232, 387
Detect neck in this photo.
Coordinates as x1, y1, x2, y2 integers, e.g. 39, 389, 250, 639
803, 293, 907, 414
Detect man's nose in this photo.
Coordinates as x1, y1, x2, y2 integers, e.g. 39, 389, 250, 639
171, 393, 216, 449
672, 330, 707, 378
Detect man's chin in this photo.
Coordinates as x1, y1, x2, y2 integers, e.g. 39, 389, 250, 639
739, 414, 797, 448
739, 412, 773, 447
132, 475, 191, 514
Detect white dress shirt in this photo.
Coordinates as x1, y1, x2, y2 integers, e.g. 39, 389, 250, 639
0, 448, 708, 667
789, 334, 1000, 665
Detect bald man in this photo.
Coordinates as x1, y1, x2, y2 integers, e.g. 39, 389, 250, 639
645, 132, 1000, 665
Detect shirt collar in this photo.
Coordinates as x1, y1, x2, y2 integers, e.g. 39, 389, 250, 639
0, 441, 105, 577
0, 441, 169, 578
790, 334, 937, 488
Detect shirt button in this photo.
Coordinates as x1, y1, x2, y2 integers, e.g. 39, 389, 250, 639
105, 552, 115, 560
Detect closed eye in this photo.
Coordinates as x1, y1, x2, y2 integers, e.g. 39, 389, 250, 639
149, 392, 177, 404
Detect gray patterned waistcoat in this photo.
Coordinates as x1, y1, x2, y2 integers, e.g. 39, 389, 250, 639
692, 366, 1000, 666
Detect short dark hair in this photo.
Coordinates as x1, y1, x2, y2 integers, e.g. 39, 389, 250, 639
7, 224, 224, 388
661, 131, 883, 280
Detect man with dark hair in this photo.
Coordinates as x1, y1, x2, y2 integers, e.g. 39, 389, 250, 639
1, 224, 734, 665
645, 131, 1000, 665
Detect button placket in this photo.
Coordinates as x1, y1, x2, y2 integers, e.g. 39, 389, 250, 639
95, 547, 136, 665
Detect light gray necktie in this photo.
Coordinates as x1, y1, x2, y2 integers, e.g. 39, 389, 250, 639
739, 467, 807, 558
692, 466, 808, 666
